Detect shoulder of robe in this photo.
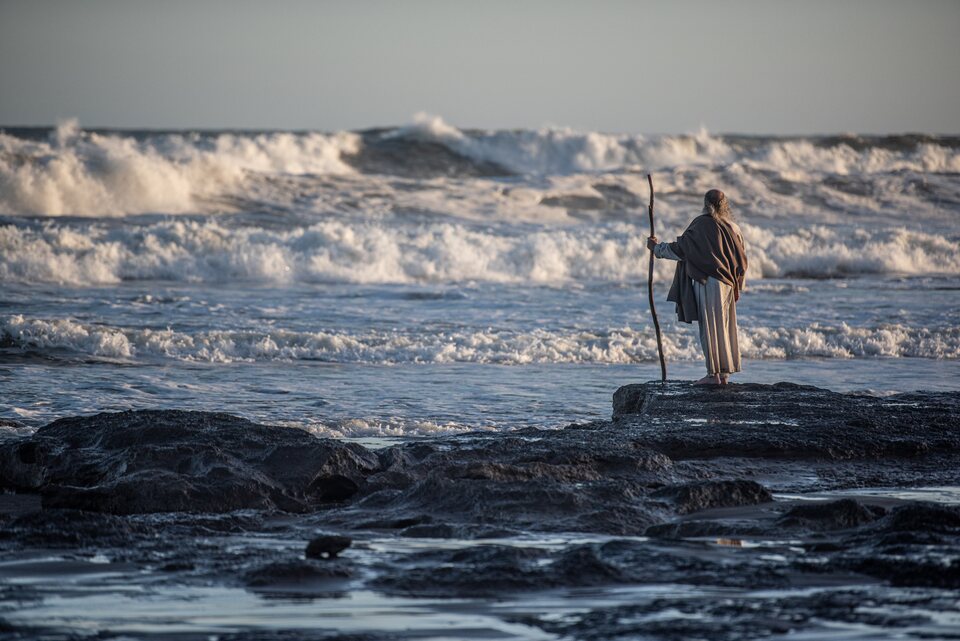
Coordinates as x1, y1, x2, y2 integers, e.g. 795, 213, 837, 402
686, 214, 714, 232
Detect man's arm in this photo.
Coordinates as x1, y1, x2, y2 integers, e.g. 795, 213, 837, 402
647, 236, 682, 260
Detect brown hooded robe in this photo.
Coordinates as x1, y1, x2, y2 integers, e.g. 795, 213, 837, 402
665, 214, 748, 323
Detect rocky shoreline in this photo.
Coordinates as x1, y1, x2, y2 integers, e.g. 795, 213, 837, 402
2, 381, 960, 640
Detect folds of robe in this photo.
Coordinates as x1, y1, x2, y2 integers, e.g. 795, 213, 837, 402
693, 276, 741, 375
653, 240, 742, 375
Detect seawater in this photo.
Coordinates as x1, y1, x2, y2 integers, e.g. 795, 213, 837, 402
2, 116, 959, 434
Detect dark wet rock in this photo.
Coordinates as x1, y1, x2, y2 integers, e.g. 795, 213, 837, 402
596, 538, 791, 589
549, 545, 628, 585
613, 382, 960, 461
374, 538, 792, 598
307, 474, 359, 502
0, 493, 40, 520
349, 474, 659, 536
355, 514, 432, 530
321, 431, 675, 536
842, 553, 960, 588
5, 383, 958, 531
156, 511, 266, 536
243, 559, 351, 587
453, 460, 602, 482
364, 435, 673, 494
787, 503, 960, 588
374, 543, 631, 598
519, 589, 939, 641
879, 502, 960, 533
777, 499, 886, 531
372, 545, 549, 596
651, 480, 773, 514
644, 519, 764, 539
0, 410, 379, 514
399, 522, 460, 538
611, 383, 650, 417
1, 383, 959, 639
305, 535, 352, 559
0, 509, 153, 547
0, 441, 50, 490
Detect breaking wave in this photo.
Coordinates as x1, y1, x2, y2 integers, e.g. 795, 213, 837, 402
2, 116, 958, 217
1, 218, 957, 285
3, 315, 958, 364
400, 113, 960, 176
0, 119, 359, 216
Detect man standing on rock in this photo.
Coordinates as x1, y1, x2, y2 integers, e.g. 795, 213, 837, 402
647, 189, 748, 385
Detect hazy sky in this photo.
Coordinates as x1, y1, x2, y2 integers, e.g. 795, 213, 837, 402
1, 0, 958, 134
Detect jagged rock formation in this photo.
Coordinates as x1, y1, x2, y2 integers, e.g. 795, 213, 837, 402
0, 410, 378, 514
2, 382, 960, 639
2, 383, 959, 527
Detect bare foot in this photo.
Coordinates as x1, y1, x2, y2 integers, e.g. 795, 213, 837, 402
720, 374, 730, 385
694, 374, 721, 385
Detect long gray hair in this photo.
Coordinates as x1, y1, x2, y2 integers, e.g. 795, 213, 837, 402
702, 189, 733, 221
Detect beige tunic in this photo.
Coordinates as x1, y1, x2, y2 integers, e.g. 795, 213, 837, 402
654, 241, 742, 375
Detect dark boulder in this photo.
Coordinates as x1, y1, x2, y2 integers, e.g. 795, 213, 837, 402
880, 502, 960, 534
778, 499, 885, 531
372, 545, 549, 597
371, 544, 635, 597
613, 382, 960, 461
645, 519, 761, 539
0, 410, 380, 514
651, 480, 773, 514
841, 553, 960, 589
0, 508, 153, 547
306, 535, 352, 559
243, 559, 351, 588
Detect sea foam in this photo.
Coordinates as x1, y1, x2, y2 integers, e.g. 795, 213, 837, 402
2, 117, 958, 219
0, 120, 359, 216
3, 314, 957, 364
2, 218, 957, 286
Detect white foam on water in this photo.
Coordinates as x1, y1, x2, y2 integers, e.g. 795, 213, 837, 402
741, 224, 960, 279
293, 416, 497, 439
740, 322, 960, 359
2, 116, 958, 221
2, 218, 957, 286
3, 315, 957, 364
404, 114, 960, 176
0, 120, 360, 216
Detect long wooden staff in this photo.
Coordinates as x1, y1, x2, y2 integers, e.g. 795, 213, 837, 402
647, 174, 667, 382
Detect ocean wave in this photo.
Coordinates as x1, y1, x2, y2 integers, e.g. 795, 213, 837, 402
0, 119, 359, 216
398, 114, 960, 176
1, 218, 957, 286
2, 116, 958, 218
3, 315, 957, 364
742, 224, 960, 279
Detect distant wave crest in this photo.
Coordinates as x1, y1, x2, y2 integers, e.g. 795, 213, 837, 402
2, 116, 958, 217
0, 119, 360, 216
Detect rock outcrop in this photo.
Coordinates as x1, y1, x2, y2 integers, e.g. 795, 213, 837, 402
3, 383, 960, 528
2, 383, 960, 640
0, 410, 379, 514
612, 381, 960, 460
